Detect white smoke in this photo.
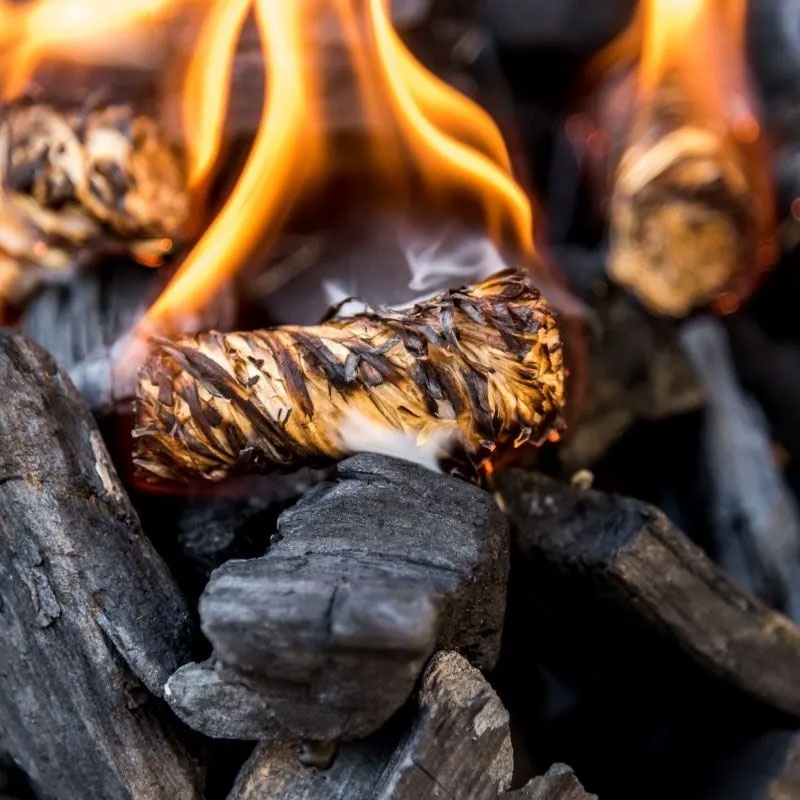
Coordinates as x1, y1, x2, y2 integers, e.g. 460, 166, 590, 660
338, 409, 457, 473
402, 221, 508, 300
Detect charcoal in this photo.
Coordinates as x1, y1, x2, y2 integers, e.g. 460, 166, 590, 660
681, 316, 800, 620
556, 266, 705, 470
166, 454, 509, 741
20, 262, 235, 414
226, 652, 518, 799
503, 764, 597, 800
0, 332, 199, 799
495, 470, 800, 719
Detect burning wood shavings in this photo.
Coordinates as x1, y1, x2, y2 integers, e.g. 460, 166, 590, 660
0, 101, 188, 310
609, 108, 761, 317
133, 271, 565, 482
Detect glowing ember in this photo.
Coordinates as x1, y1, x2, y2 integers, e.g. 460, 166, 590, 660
141, 0, 535, 332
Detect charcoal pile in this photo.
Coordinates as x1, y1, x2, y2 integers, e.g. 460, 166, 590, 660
6, 0, 800, 799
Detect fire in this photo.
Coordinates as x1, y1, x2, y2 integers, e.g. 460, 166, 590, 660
591, 0, 776, 316
0, 0, 187, 102
637, 0, 753, 133
142, 0, 534, 331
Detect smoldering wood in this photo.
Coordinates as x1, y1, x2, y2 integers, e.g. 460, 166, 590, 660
494, 470, 800, 719
226, 651, 517, 800
0, 332, 200, 799
502, 764, 597, 800
166, 453, 509, 741
680, 316, 800, 621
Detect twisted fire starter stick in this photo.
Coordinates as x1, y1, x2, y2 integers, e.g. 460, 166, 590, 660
608, 86, 768, 317
0, 102, 188, 307
134, 272, 566, 482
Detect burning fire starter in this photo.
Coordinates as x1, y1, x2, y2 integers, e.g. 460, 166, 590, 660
609, 88, 764, 317
134, 271, 565, 482
0, 102, 188, 308
598, 0, 774, 317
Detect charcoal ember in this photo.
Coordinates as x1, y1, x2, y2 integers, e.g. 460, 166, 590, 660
0, 332, 199, 799
494, 470, 800, 719
483, 0, 635, 54
556, 255, 705, 469
502, 764, 597, 800
681, 317, 800, 621
227, 652, 518, 799
166, 454, 509, 741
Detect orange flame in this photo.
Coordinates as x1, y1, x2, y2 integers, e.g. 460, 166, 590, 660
637, 0, 755, 136
0, 0, 189, 102
142, 0, 533, 331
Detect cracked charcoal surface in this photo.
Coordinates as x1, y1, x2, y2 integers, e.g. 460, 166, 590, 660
166, 454, 509, 741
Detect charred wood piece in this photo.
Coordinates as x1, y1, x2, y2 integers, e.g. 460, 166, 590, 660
681, 316, 800, 621
0, 103, 188, 312
134, 271, 565, 482
0, 333, 199, 799
503, 765, 597, 800
554, 258, 704, 469
495, 470, 800, 719
226, 652, 516, 800
165, 454, 509, 741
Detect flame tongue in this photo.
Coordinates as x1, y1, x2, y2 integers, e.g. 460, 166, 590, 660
603, 0, 775, 316
142, 0, 535, 332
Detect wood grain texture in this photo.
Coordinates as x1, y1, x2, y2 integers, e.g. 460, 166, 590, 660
495, 470, 800, 719
226, 651, 515, 800
0, 332, 199, 800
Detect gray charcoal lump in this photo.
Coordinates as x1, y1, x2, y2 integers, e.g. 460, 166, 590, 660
166, 454, 510, 741
0, 332, 199, 800
226, 651, 596, 800
496, 469, 800, 720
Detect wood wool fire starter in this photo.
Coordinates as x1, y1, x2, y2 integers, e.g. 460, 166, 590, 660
134, 271, 565, 482
608, 86, 770, 317
0, 102, 188, 308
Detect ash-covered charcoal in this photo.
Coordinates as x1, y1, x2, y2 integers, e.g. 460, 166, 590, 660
609, 88, 767, 317
495, 470, 800, 719
165, 454, 509, 741
503, 765, 597, 800
0, 102, 188, 310
227, 652, 516, 800
681, 316, 800, 621
134, 271, 565, 482
0, 332, 199, 800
